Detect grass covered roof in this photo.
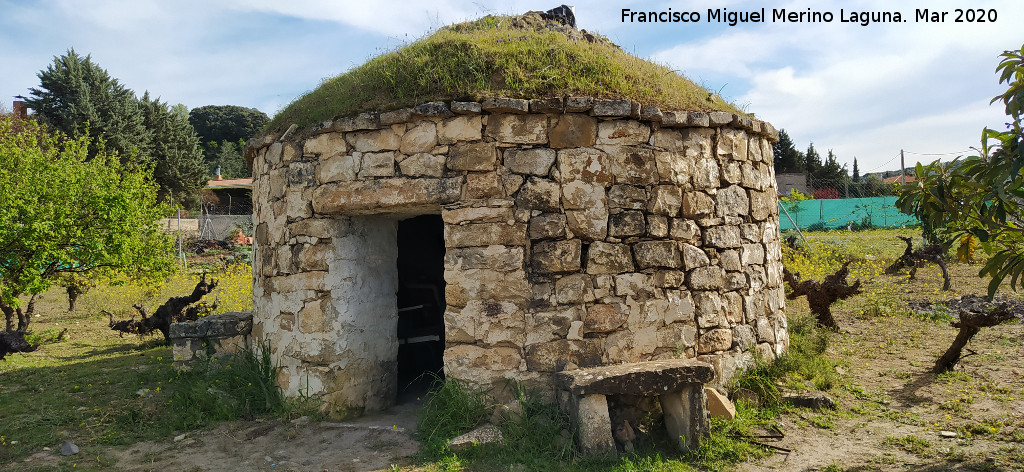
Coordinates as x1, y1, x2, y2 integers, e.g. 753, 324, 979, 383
267, 11, 741, 132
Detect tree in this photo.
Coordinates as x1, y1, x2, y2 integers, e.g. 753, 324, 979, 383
852, 158, 860, 182
772, 129, 804, 174
189, 105, 268, 176
141, 93, 208, 207
0, 116, 173, 331
897, 44, 1024, 296
25, 49, 150, 165
26, 50, 211, 207
207, 139, 251, 179
804, 143, 822, 178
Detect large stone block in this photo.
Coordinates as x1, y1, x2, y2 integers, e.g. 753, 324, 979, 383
529, 213, 567, 240
505, 148, 556, 176
303, 132, 347, 158
749, 189, 777, 221
688, 266, 724, 290
357, 151, 395, 178
654, 151, 691, 186
516, 177, 561, 212
692, 158, 720, 190
633, 241, 682, 269
549, 114, 597, 148
444, 344, 523, 380
444, 222, 527, 247
555, 273, 594, 304
682, 192, 714, 218
602, 146, 658, 185
445, 269, 531, 307
347, 128, 400, 152
399, 153, 446, 177
703, 226, 742, 248
648, 185, 683, 216
444, 246, 524, 272
597, 120, 651, 145
608, 185, 648, 210
442, 206, 514, 225
716, 128, 748, 161
526, 307, 578, 345
715, 185, 750, 217
485, 114, 548, 144
438, 115, 482, 144
532, 239, 583, 274
465, 171, 504, 199
698, 328, 733, 354
586, 242, 634, 274
608, 211, 645, 238
318, 154, 360, 183
400, 121, 438, 154
312, 178, 462, 214
526, 339, 603, 372
449, 141, 498, 171
557, 148, 611, 185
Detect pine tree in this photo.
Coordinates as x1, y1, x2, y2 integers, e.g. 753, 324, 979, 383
852, 157, 860, 181
140, 93, 207, 207
804, 143, 822, 175
772, 129, 804, 173
26, 49, 150, 164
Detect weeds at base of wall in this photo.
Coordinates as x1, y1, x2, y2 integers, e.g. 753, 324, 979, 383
168, 342, 315, 429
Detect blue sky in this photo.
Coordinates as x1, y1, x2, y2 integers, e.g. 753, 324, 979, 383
1, 0, 1020, 174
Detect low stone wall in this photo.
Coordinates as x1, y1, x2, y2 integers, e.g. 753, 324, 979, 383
246, 97, 788, 416
170, 311, 253, 368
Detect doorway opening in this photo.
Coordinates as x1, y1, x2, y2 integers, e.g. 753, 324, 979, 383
395, 214, 446, 403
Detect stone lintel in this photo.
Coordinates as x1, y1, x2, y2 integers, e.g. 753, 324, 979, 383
554, 358, 715, 396
311, 177, 462, 214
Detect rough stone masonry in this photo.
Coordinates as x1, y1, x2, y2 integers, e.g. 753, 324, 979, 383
245, 97, 788, 417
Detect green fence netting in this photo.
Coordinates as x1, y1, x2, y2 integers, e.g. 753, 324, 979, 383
777, 196, 918, 231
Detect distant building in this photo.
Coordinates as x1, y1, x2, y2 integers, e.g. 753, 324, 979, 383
776, 173, 810, 196
202, 177, 252, 215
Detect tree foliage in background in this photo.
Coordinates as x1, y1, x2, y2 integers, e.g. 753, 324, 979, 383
189, 105, 268, 178
25, 49, 150, 164
897, 44, 1024, 297
773, 129, 805, 174
25, 50, 209, 207
140, 93, 207, 207
0, 116, 173, 331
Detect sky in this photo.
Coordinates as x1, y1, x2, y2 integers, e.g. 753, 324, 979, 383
1, 0, 1021, 174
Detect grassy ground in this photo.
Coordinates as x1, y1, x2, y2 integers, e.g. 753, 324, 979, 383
268, 12, 738, 133
2, 229, 1022, 471
0, 263, 276, 471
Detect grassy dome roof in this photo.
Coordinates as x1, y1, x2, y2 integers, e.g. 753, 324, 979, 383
267, 12, 740, 132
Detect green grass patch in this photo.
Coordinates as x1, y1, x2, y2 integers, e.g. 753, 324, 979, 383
883, 434, 934, 457
268, 13, 739, 132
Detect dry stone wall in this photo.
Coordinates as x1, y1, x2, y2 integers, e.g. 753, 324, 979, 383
247, 97, 787, 417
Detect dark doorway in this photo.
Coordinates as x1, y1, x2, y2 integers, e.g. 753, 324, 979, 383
395, 214, 446, 403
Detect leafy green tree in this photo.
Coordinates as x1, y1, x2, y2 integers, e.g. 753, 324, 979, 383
140, 93, 207, 207
772, 129, 804, 173
0, 116, 172, 331
208, 139, 251, 179
25, 49, 150, 165
897, 44, 1024, 296
189, 105, 268, 176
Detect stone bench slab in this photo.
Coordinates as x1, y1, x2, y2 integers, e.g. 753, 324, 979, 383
169, 311, 253, 339
554, 358, 715, 396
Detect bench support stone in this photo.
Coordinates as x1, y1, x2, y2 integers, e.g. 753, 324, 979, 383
554, 359, 715, 455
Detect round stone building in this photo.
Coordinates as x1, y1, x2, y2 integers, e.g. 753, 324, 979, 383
245, 13, 787, 418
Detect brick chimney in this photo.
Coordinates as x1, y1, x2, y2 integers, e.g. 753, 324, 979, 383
13, 101, 28, 120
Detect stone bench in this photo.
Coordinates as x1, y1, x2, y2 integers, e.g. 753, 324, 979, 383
169, 311, 253, 368
554, 358, 715, 455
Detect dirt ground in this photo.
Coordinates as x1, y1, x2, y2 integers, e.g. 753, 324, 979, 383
7, 262, 1024, 472
15, 402, 425, 472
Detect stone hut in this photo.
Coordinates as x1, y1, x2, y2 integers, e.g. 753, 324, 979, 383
246, 18, 787, 419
